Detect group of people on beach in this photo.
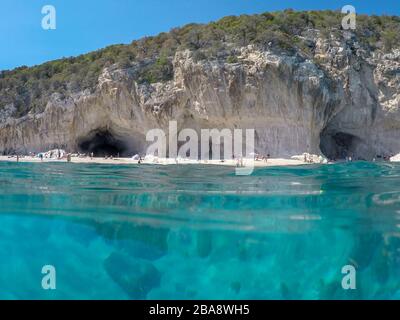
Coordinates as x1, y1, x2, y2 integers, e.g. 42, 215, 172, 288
255, 154, 270, 162
6, 148, 398, 165
9, 148, 77, 163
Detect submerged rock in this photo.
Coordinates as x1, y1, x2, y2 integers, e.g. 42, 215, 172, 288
196, 230, 213, 258
104, 252, 161, 299
116, 240, 166, 261
96, 222, 169, 253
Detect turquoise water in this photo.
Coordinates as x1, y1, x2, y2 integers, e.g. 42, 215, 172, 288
0, 161, 399, 299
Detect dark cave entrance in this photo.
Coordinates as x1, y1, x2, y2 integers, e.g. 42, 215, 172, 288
320, 130, 362, 160
78, 130, 129, 157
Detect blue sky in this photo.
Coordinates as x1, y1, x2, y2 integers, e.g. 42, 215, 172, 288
1, 0, 399, 70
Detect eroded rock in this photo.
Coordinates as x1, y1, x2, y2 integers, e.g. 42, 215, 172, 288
1, 37, 399, 160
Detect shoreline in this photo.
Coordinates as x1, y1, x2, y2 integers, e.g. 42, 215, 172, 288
0, 155, 311, 167
3, 154, 397, 167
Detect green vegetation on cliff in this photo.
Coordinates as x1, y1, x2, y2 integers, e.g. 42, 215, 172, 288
1, 10, 399, 117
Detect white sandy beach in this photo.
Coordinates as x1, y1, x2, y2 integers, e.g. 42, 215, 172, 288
0, 155, 310, 167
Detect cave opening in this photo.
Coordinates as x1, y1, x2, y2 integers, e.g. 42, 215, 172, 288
78, 130, 130, 157
320, 130, 362, 160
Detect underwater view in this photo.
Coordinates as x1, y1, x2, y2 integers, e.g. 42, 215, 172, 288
0, 161, 399, 299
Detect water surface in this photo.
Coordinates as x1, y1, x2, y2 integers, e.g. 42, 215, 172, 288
0, 161, 399, 299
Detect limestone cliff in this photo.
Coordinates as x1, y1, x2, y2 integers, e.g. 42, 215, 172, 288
0, 12, 399, 160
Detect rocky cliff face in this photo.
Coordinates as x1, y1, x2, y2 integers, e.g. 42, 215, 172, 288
0, 28, 399, 160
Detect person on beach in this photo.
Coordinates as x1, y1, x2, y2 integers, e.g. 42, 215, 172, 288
67, 154, 71, 162
16, 155, 19, 162
39, 153, 43, 161
90, 152, 94, 160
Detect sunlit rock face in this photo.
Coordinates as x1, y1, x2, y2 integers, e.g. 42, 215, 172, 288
0, 33, 399, 160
